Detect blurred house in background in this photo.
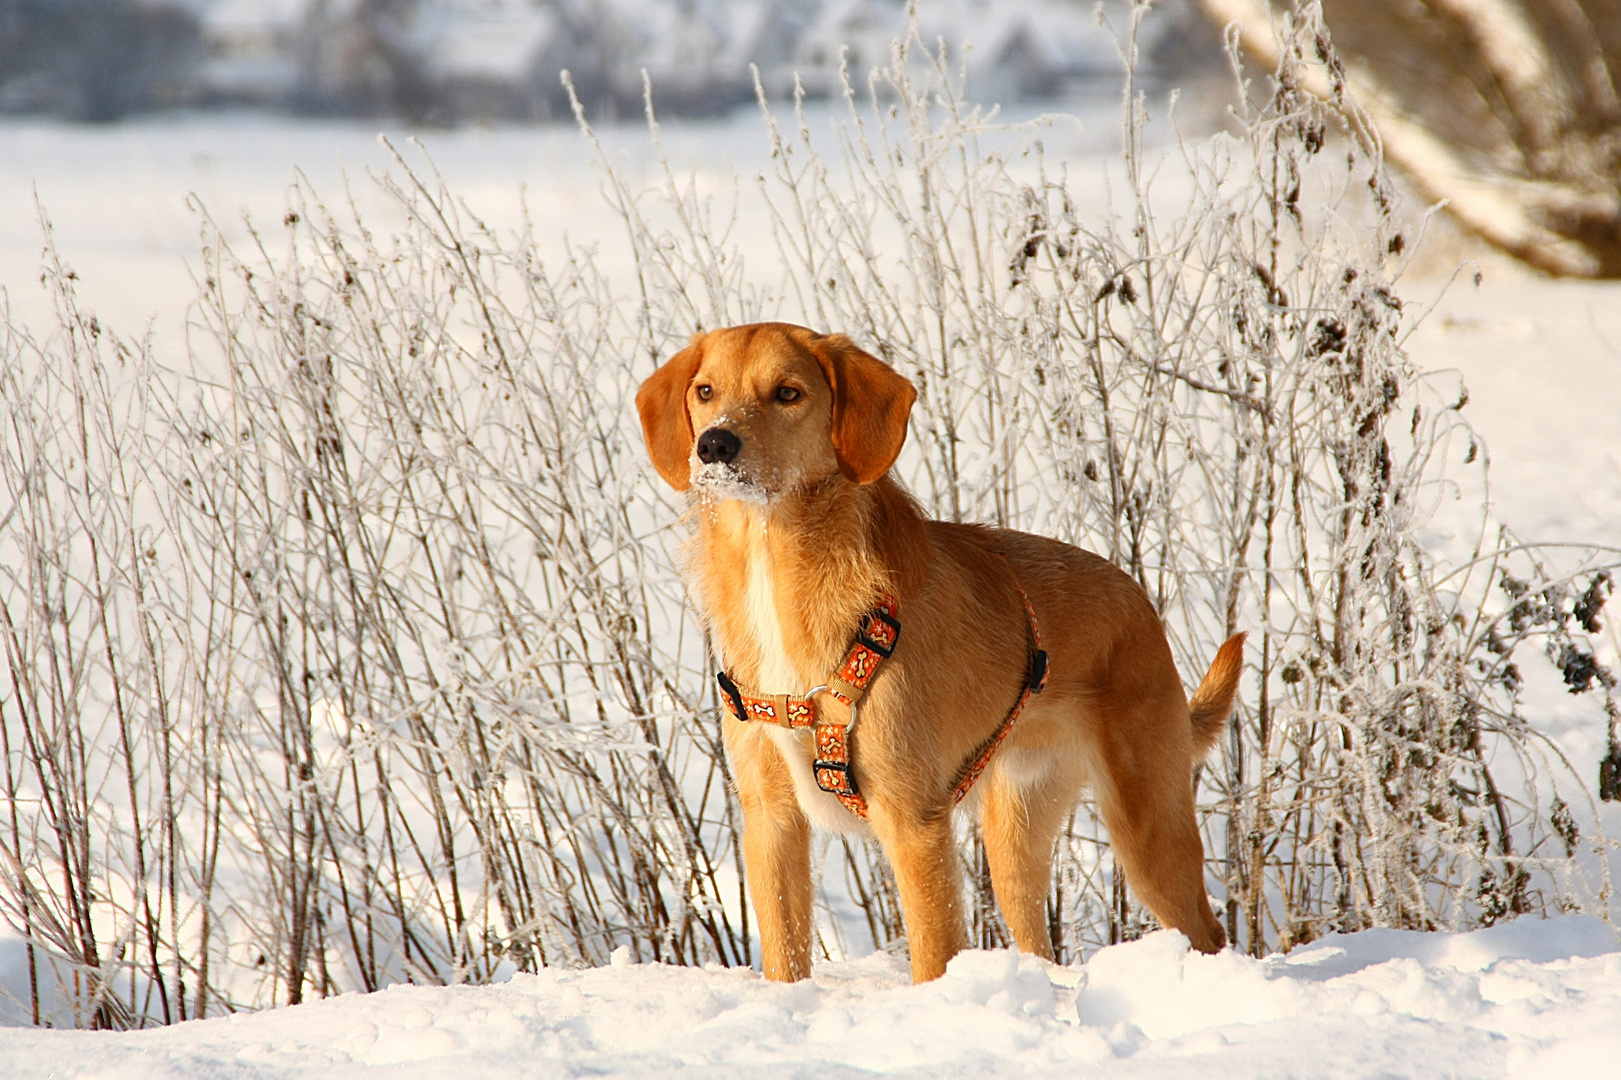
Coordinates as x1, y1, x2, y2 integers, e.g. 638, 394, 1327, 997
416, 3, 569, 120
0, 0, 1214, 123
197, 0, 306, 101
921, 2, 1123, 99
638, 1, 806, 113
792, 0, 900, 97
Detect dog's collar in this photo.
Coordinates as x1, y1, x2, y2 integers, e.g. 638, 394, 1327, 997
716, 576, 1049, 820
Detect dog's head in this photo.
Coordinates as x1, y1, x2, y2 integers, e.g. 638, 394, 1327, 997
635, 323, 916, 500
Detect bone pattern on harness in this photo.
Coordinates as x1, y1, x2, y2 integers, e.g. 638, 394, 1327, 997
718, 586, 1046, 820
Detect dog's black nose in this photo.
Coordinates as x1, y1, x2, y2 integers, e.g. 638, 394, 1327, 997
696, 428, 742, 465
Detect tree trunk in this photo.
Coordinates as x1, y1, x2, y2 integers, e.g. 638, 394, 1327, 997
1196, 0, 1621, 277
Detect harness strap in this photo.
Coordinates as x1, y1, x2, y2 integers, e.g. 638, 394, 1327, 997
718, 577, 1047, 820
949, 579, 1048, 804
717, 596, 899, 819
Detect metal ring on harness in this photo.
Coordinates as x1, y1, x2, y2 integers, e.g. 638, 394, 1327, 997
803, 685, 858, 732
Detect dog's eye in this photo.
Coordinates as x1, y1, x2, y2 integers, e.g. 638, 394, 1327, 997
695, 384, 713, 402
774, 385, 801, 403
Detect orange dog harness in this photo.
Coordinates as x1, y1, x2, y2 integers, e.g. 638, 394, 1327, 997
716, 581, 1049, 819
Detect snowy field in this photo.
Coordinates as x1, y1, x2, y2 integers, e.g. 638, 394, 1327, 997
2, 919, 1618, 1077
4, 104, 1621, 1075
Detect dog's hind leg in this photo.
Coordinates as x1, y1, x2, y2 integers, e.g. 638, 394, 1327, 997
1092, 705, 1226, 954
979, 765, 1076, 961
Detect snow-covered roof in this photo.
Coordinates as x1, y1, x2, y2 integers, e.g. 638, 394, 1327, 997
914, 1, 1120, 77
426, 7, 561, 83
812, 0, 902, 36
795, 0, 905, 72
637, 4, 727, 76
200, 0, 316, 35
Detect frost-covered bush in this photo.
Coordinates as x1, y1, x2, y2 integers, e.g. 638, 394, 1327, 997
1, 169, 742, 1025
0, 0, 1615, 1028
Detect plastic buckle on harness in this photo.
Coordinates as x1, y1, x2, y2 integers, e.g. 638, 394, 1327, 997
809, 690, 861, 797
1029, 649, 1050, 694
857, 608, 901, 657
814, 757, 858, 796
715, 670, 747, 721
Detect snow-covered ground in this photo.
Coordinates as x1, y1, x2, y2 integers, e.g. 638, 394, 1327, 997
4, 106, 1621, 1074
1, 918, 1617, 1077
1404, 273, 1621, 552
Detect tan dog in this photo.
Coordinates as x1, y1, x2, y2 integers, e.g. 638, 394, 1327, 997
637, 322, 1243, 983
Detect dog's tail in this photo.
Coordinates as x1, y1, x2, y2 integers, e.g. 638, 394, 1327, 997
1188, 633, 1246, 757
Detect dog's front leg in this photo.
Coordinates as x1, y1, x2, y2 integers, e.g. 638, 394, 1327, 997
871, 805, 967, 982
727, 721, 814, 981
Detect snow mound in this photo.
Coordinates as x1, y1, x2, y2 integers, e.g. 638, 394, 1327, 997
1, 916, 1616, 1078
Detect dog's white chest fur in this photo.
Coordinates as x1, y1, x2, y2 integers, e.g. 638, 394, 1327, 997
738, 530, 872, 837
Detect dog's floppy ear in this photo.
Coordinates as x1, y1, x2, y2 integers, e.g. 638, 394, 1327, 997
811, 334, 916, 485
636, 336, 705, 491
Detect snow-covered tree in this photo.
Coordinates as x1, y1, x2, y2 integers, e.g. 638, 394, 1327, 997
1199, 0, 1621, 277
